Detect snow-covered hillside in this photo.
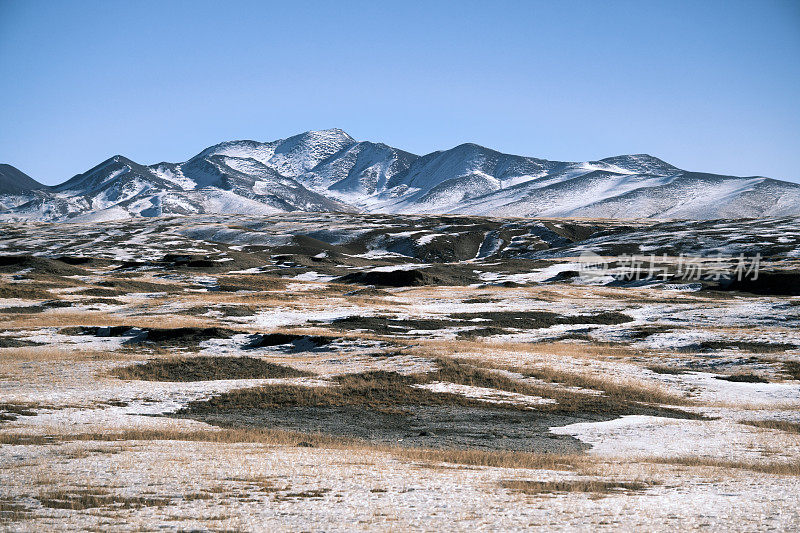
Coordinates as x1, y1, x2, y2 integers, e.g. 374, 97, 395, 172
1, 129, 798, 222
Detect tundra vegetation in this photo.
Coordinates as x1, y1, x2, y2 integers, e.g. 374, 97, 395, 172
1, 214, 799, 530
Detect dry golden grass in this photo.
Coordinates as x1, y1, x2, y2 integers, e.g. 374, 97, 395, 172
0, 402, 39, 423
500, 479, 651, 496
176, 290, 298, 307
36, 488, 172, 510
398, 285, 627, 306
0, 498, 31, 523
515, 364, 691, 406
781, 361, 800, 380
180, 369, 538, 412
58, 446, 124, 460
739, 420, 800, 434
0, 281, 56, 300
0, 346, 138, 362
8, 426, 796, 478
91, 315, 225, 330
399, 336, 706, 409
113, 355, 311, 381
0, 427, 342, 447
385, 275, 786, 308
396, 448, 588, 471
410, 336, 648, 361
0, 428, 589, 471
646, 365, 687, 375
647, 456, 800, 476
0, 310, 118, 329
172, 357, 696, 421
422, 354, 693, 408
0, 309, 225, 331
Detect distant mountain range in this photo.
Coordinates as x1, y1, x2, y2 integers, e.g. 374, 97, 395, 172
2, 129, 798, 222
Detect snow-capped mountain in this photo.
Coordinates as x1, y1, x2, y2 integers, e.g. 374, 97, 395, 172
1, 129, 798, 222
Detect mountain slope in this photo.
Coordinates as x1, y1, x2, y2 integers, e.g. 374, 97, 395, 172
0, 164, 46, 195
315, 142, 417, 196
1, 129, 798, 222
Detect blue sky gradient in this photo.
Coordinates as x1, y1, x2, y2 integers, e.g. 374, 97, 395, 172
1, 0, 799, 184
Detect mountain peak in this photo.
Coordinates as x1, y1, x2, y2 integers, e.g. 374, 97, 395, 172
309, 127, 353, 138
289, 128, 356, 148
597, 154, 678, 174
270, 129, 357, 178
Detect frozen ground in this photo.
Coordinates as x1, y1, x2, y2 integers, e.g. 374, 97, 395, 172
0, 213, 798, 531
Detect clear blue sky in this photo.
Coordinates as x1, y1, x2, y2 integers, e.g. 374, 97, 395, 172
1, 0, 799, 185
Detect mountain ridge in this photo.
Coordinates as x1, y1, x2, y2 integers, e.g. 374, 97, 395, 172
1, 129, 797, 222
